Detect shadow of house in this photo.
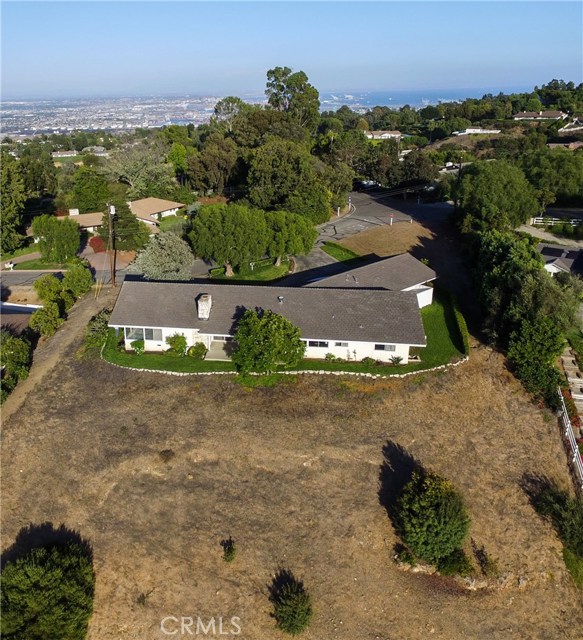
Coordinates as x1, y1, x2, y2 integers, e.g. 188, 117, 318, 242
1, 521, 93, 570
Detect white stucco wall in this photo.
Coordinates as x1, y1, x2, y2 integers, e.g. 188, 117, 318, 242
115, 325, 422, 362
303, 339, 415, 362
157, 208, 180, 219
402, 284, 433, 308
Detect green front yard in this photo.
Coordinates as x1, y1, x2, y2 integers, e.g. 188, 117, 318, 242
13, 259, 70, 271
102, 288, 467, 377
321, 241, 363, 263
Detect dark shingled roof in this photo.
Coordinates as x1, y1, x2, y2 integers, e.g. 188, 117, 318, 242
537, 243, 583, 274
109, 279, 426, 346
306, 253, 436, 291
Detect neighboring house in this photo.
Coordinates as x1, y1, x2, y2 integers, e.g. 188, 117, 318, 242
51, 150, 78, 158
81, 145, 109, 157
452, 128, 501, 136
537, 243, 583, 275
109, 277, 427, 363
559, 118, 583, 134
512, 110, 568, 121
65, 209, 104, 233
128, 197, 185, 227
364, 130, 402, 141
306, 253, 437, 308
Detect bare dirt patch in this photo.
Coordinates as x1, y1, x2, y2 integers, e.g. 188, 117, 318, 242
2, 329, 582, 638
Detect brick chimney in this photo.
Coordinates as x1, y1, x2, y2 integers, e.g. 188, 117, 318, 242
197, 294, 212, 320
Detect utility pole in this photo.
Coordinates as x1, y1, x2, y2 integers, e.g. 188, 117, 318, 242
108, 204, 116, 288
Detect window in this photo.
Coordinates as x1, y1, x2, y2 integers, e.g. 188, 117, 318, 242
125, 327, 144, 341
144, 328, 163, 341
213, 336, 233, 342
308, 340, 329, 348
335, 342, 348, 347
374, 344, 396, 352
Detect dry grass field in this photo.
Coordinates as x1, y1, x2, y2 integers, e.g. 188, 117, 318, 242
2, 223, 582, 639
338, 219, 434, 258
2, 332, 583, 639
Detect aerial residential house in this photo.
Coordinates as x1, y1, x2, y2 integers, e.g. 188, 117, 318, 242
128, 197, 185, 228
108, 279, 427, 363
512, 110, 568, 121
65, 209, 104, 233
81, 145, 109, 157
364, 130, 402, 141
306, 253, 437, 308
452, 128, 501, 136
558, 118, 583, 134
51, 150, 78, 159
537, 243, 583, 276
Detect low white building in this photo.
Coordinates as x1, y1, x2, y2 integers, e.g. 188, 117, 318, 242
128, 197, 185, 227
513, 110, 568, 121
364, 130, 402, 141
109, 279, 427, 363
452, 128, 501, 136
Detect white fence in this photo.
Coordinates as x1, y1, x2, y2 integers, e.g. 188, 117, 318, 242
557, 388, 583, 494
531, 216, 583, 227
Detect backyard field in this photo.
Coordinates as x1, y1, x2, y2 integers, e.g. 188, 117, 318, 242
2, 314, 583, 639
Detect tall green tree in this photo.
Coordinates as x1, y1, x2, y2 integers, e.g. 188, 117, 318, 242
71, 167, 109, 213
247, 139, 331, 223
1, 152, 26, 253
1, 542, 95, 639
456, 160, 538, 231
212, 96, 249, 133
31, 215, 80, 263
98, 192, 150, 251
189, 203, 269, 275
265, 66, 320, 130
232, 309, 305, 374
130, 232, 194, 280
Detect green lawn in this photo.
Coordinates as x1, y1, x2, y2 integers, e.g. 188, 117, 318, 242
102, 288, 467, 377
102, 331, 236, 373
13, 259, 70, 271
210, 258, 291, 282
158, 215, 186, 232
321, 242, 363, 263
563, 548, 583, 590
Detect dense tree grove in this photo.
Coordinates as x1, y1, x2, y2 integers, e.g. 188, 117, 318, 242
189, 203, 316, 274
2, 75, 581, 258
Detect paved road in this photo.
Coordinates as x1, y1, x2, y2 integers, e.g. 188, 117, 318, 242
518, 225, 583, 247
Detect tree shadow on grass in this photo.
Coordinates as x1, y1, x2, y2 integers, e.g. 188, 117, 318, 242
267, 568, 306, 605
1, 521, 93, 570
378, 441, 423, 525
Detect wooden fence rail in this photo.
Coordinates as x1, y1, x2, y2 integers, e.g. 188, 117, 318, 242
557, 388, 583, 495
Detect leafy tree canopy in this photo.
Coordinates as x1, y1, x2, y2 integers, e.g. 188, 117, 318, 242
1, 542, 95, 640
232, 309, 306, 374
31, 215, 80, 263
130, 232, 194, 281
395, 470, 470, 565
456, 160, 539, 231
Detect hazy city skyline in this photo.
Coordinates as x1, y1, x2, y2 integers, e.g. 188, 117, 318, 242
1, 1, 582, 100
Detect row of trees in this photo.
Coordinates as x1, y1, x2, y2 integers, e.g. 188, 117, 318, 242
131, 203, 317, 280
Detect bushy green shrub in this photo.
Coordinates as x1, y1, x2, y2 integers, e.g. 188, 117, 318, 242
361, 357, 376, 366
187, 342, 207, 360
33, 273, 63, 304
62, 263, 94, 298
83, 308, 112, 352
29, 303, 64, 337
437, 548, 474, 576
390, 355, 403, 365
131, 339, 144, 355
270, 572, 313, 635
325, 353, 337, 362
395, 470, 470, 565
1, 542, 95, 639
221, 537, 236, 563
166, 333, 187, 356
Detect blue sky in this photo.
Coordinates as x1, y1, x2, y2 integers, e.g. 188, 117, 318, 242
1, 1, 582, 99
